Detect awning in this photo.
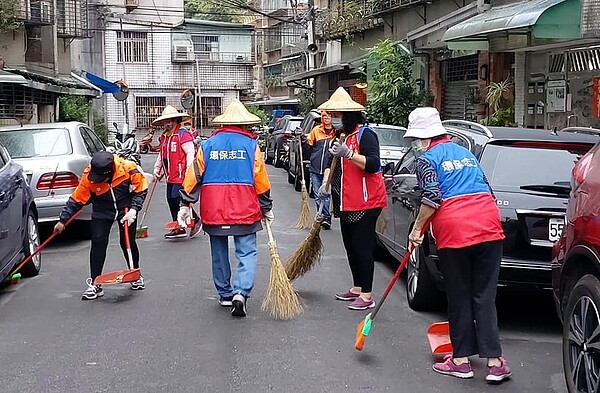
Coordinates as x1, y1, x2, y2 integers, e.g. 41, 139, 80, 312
5, 68, 102, 97
283, 63, 350, 84
84, 71, 120, 94
443, 0, 581, 50
0, 70, 27, 85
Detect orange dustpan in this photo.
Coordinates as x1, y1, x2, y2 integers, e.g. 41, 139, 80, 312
94, 211, 141, 285
427, 321, 452, 355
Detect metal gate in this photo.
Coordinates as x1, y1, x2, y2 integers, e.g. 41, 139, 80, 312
441, 55, 478, 120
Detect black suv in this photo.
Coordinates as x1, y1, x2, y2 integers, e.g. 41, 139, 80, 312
287, 109, 321, 193
265, 115, 303, 168
376, 120, 599, 311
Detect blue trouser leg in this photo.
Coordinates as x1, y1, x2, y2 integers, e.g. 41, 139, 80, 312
310, 172, 330, 221
232, 233, 258, 298
209, 235, 233, 298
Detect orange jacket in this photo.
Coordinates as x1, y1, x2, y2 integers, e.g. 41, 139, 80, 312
59, 155, 148, 222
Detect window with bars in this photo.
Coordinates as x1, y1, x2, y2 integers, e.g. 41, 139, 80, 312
549, 49, 600, 73
442, 55, 479, 82
117, 31, 148, 63
57, 0, 87, 37
136, 97, 166, 129
202, 97, 222, 127
192, 35, 219, 61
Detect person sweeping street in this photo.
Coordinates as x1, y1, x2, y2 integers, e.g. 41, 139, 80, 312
54, 151, 148, 300
152, 105, 201, 239
405, 107, 511, 383
303, 111, 335, 229
317, 87, 387, 310
178, 99, 274, 317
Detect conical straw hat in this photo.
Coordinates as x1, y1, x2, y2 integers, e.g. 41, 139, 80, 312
317, 87, 365, 112
152, 105, 191, 125
212, 99, 261, 125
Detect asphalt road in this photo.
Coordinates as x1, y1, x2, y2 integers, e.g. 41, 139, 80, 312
0, 154, 567, 393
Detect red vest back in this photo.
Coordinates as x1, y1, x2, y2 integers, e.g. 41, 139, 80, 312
160, 128, 190, 183
340, 128, 387, 212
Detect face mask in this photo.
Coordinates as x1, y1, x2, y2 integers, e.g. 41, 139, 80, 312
411, 139, 427, 155
331, 118, 343, 130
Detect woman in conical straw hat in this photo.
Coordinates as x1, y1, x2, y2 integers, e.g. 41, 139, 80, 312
178, 99, 275, 317
151, 105, 201, 239
316, 87, 387, 310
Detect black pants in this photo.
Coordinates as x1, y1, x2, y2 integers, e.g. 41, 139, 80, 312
166, 183, 199, 222
437, 240, 503, 358
340, 214, 379, 293
90, 218, 139, 281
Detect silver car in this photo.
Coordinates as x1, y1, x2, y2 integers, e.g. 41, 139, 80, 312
0, 122, 106, 229
370, 124, 411, 167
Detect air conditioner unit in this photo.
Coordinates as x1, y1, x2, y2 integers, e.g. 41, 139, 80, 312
172, 44, 194, 63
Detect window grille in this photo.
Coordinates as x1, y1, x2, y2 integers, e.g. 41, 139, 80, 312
201, 97, 222, 127
549, 53, 565, 73
57, 0, 87, 37
192, 35, 219, 61
117, 31, 148, 63
568, 48, 600, 72
135, 96, 166, 129
442, 55, 479, 82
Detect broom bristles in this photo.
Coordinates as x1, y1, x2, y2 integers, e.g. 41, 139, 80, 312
262, 241, 303, 320
285, 217, 323, 281
294, 183, 311, 229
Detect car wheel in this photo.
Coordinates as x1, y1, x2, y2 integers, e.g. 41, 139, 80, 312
406, 240, 442, 311
274, 146, 282, 168
563, 274, 600, 392
20, 210, 41, 277
265, 145, 273, 165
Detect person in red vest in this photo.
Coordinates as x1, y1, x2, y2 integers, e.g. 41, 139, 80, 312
152, 106, 201, 239
317, 87, 387, 311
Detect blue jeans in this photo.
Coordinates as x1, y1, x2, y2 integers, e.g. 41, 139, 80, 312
310, 172, 330, 221
209, 233, 258, 298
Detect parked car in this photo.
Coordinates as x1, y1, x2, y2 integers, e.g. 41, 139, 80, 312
0, 122, 106, 232
377, 120, 598, 311
265, 115, 303, 168
551, 127, 600, 393
370, 124, 411, 166
288, 109, 321, 192
0, 143, 41, 281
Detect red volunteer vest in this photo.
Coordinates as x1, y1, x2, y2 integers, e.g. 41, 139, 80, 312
340, 129, 387, 212
160, 128, 192, 184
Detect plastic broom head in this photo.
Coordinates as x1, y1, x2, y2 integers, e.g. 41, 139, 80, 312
355, 314, 373, 351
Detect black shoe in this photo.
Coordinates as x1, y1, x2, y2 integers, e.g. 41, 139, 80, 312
321, 220, 331, 230
165, 228, 186, 239
219, 296, 233, 307
231, 294, 247, 317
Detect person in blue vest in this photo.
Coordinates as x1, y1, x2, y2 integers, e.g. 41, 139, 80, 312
405, 107, 511, 383
178, 100, 274, 317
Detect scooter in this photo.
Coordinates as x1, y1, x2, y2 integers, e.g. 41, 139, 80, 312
107, 122, 142, 165
139, 129, 161, 154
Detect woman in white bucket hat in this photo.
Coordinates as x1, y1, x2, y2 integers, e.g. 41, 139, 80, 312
405, 107, 511, 383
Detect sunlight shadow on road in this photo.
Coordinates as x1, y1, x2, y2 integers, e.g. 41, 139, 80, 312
355, 352, 382, 366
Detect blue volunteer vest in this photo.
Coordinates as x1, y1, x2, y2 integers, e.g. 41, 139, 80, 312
420, 142, 490, 200
201, 131, 257, 186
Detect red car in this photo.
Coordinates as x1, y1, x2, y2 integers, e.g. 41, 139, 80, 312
552, 127, 600, 393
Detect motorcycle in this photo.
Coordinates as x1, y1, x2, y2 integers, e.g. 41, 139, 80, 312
106, 122, 142, 165
139, 129, 161, 154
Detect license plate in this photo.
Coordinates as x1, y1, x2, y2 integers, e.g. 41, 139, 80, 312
549, 218, 565, 242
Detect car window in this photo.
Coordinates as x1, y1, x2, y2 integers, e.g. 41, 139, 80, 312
84, 127, 105, 152
289, 120, 302, 131
0, 147, 6, 167
372, 126, 410, 148
79, 127, 98, 155
448, 133, 472, 150
480, 143, 590, 193
394, 149, 417, 175
0, 128, 72, 158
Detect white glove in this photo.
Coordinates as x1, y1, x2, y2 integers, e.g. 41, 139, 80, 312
329, 141, 353, 159
177, 205, 191, 228
263, 210, 274, 225
317, 183, 331, 198
120, 208, 137, 226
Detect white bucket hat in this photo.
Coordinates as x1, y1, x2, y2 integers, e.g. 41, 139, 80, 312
404, 107, 447, 139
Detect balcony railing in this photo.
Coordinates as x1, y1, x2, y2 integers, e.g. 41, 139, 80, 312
57, 0, 88, 37
368, 0, 430, 17
194, 51, 255, 64
316, 2, 384, 40
17, 0, 55, 26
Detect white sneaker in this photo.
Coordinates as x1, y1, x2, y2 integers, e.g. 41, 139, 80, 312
130, 276, 145, 290
82, 278, 104, 300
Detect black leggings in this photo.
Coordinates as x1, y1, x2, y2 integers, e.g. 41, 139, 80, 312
90, 218, 139, 281
166, 183, 199, 222
340, 214, 379, 293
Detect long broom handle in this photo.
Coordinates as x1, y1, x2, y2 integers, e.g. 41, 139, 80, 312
264, 218, 275, 245
369, 222, 430, 322
138, 179, 158, 229
123, 208, 134, 270
11, 210, 81, 276
297, 133, 306, 184
315, 133, 346, 218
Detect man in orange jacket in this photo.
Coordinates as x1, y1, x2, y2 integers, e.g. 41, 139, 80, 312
54, 151, 148, 300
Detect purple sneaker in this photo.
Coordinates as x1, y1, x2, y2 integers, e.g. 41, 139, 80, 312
432, 355, 474, 379
335, 290, 360, 301
348, 297, 375, 310
486, 357, 511, 383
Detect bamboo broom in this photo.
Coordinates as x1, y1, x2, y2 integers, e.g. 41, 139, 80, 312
285, 134, 345, 281
261, 219, 303, 320
294, 133, 311, 229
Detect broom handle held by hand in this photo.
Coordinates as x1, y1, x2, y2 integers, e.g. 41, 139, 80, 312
315, 133, 346, 218
264, 219, 275, 244
138, 178, 158, 229
123, 209, 134, 270
297, 134, 306, 184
